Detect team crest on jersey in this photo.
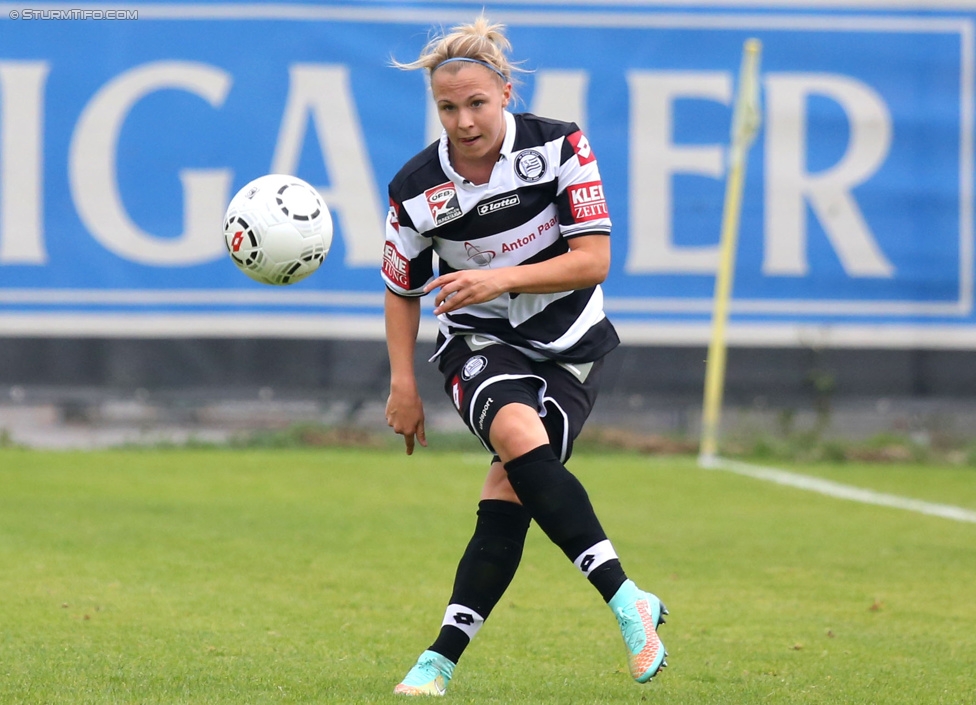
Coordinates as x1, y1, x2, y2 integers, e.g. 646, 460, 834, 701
425, 182, 464, 226
514, 150, 547, 182
567, 130, 596, 165
461, 355, 488, 381
465, 242, 496, 267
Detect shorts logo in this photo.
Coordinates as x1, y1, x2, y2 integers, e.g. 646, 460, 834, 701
425, 182, 464, 226
477, 397, 494, 430
567, 181, 609, 222
477, 194, 520, 216
514, 150, 547, 182
461, 355, 488, 381
567, 130, 596, 165
451, 375, 463, 410
382, 242, 409, 288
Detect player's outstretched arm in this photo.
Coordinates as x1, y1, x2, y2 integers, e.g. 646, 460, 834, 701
384, 289, 427, 454
425, 234, 610, 315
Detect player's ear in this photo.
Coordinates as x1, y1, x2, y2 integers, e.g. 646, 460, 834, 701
501, 82, 512, 109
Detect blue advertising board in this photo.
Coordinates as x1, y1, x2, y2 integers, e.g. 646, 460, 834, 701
0, 1, 972, 347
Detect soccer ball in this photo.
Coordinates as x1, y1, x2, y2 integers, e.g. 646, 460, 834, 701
223, 174, 333, 285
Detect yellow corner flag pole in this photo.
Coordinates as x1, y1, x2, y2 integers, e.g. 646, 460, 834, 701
699, 38, 763, 467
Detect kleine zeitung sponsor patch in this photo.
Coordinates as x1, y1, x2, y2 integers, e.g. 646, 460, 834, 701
382, 242, 409, 288
568, 182, 608, 222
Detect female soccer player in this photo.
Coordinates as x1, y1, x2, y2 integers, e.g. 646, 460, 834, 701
382, 15, 668, 696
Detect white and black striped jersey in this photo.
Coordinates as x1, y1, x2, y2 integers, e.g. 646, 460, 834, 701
382, 111, 619, 363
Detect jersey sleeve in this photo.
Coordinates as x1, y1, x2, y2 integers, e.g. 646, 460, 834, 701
555, 127, 612, 238
382, 194, 434, 297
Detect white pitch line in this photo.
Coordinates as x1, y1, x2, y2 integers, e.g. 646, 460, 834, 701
699, 455, 976, 524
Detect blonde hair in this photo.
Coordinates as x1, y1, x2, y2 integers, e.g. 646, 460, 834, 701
393, 15, 523, 90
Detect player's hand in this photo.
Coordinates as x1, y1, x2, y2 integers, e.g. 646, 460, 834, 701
425, 269, 508, 315
385, 387, 427, 455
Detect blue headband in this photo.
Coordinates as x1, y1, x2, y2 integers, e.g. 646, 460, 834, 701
433, 57, 508, 83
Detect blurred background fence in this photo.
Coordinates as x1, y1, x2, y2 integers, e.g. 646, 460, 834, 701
2, 1, 975, 448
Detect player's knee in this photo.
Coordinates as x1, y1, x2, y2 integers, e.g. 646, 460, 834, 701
466, 379, 539, 451
480, 461, 521, 503
487, 403, 550, 463
469, 380, 535, 433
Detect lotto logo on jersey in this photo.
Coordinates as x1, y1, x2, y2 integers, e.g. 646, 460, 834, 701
382, 242, 410, 288
451, 375, 463, 410
568, 182, 609, 222
388, 199, 400, 233
477, 194, 520, 216
425, 182, 464, 226
567, 130, 595, 165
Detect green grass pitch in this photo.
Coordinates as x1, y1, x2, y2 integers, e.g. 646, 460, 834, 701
1, 447, 974, 703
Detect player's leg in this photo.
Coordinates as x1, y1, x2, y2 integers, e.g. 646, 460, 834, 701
423, 465, 530, 661
395, 345, 536, 696
488, 366, 669, 683
490, 402, 629, 600
394, 480, 530, 696
395, 460, 529, 696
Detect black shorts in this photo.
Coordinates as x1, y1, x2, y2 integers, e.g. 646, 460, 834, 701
437, 335, 603, 463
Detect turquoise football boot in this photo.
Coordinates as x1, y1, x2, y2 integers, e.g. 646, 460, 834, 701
394, 650, 455, 696
609, 579, 668, 683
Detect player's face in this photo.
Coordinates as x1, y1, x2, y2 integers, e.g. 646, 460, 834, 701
431, 64, 511, 171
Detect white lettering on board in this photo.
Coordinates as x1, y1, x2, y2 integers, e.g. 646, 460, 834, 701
68, 61, 233, 265
765, 73, 894, 277
0, 62, 49, 264
272, 64, 384, 266
626, 70, 732, 274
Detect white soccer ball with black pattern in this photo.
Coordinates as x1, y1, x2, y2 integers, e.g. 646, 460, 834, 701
223, 174, 333, 285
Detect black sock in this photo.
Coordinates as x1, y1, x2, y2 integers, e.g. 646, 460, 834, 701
428, 499, 531, 664
588, 559, 628, 603
504, 444, 627, 602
